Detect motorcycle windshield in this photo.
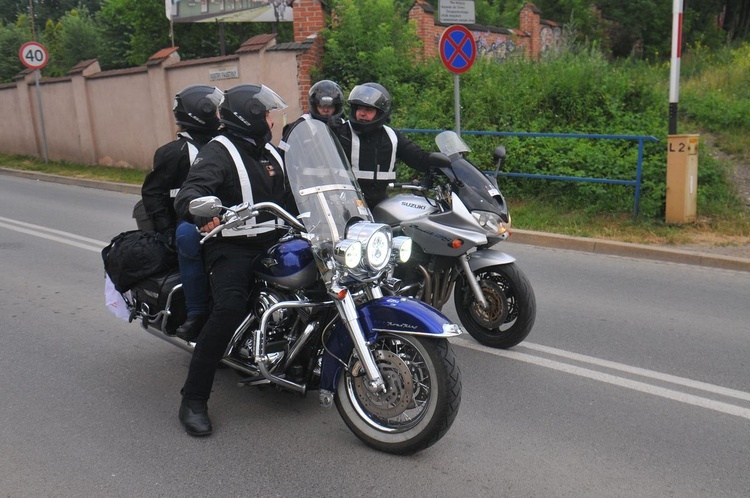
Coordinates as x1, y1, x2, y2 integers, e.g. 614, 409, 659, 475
283, 118, 372, 252
435, 131, 507, 217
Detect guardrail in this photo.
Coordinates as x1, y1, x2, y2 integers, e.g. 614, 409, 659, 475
399, 129, 660, 217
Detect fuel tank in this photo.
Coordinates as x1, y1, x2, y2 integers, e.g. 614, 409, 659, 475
252, 237, 317, 290
371, 194, 438, 227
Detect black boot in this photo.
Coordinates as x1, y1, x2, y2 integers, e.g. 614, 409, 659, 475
178, 398, 212, 437
175, 314, 207, 342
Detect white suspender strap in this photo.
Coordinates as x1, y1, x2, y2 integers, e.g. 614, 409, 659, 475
170, 133, 201, 197
348, 123, 398, 181
213, 135, 279, 237
382, 126, 398, 180
187, 142, 199, 164
265, 143, 284, 173
349, 121, 362, 176
214, 135, 253, 203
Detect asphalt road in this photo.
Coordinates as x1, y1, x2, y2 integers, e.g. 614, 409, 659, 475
1, 176, 749, 497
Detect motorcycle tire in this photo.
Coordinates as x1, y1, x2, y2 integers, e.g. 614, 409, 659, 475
335, 333, 461, 455
454, 262, 536, 349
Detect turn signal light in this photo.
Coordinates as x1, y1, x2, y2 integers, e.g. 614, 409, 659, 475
451, 239, 463, 249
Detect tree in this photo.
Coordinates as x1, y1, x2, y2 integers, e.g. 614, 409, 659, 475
0, 16, 31, 82
51, 8, 102, 75
321, 0, 425, 90
97, 0, 290, 70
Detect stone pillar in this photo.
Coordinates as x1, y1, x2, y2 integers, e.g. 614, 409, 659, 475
409, 0, 439, 61
519, 3, 542, 60
69, 59, 101, 164
13, 70, 40, 157
146, 47, 181, 150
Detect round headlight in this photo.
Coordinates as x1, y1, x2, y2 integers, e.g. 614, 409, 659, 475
345, 221, 393, 271
367, 229, 390, 270
392, 236, 412, 263
333, 240, 362, 268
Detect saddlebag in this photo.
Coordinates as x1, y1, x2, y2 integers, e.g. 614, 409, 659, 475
131, 271, 186, 334
101, 230, 177, 293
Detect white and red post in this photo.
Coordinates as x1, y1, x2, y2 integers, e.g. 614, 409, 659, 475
669, 0, 684, 135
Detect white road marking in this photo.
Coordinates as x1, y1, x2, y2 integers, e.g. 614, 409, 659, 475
4, 215, 750, 419
453, 337, 750, 420
0, 216, 107, 253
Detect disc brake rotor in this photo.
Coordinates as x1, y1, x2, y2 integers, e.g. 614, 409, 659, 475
469, 279, 509, 329
352, 350, 413, 419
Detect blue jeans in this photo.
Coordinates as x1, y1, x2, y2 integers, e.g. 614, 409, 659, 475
175, 221, 209, 317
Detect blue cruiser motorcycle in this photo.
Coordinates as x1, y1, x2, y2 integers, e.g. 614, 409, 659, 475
118, 119, 462, 454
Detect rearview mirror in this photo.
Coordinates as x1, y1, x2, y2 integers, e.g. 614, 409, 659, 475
189, 196, 223, 217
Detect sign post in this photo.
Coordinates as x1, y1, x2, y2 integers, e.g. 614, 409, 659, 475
439, 25, 476, 135
666, 0, 698, 224
668, 0, 683, 135
19, 41, 50, 163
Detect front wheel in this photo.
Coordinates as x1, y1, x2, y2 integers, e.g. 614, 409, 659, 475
335, 333, 461, 455
454, 263, 536, 349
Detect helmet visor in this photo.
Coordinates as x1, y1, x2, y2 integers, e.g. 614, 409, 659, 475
348, 85, 384, 107
204, 86, 224, 108
254, 85, 288, 111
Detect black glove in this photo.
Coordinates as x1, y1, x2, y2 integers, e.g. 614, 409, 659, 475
193, 216, 214, 232
327, 116, 344, 132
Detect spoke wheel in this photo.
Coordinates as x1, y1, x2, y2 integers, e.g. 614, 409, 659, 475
335, 333, 461, 454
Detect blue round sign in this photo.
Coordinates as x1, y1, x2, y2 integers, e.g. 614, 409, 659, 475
439, 25, 476, 74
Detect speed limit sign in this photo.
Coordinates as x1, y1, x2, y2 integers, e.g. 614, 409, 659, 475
19, 41, 49, 70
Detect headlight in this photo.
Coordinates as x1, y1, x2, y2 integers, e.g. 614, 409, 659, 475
392, 236, 412, 263
367, 230, 389, 269
333, 239, 362, 268
345, 222, 392, 271
471, 210, 510, 236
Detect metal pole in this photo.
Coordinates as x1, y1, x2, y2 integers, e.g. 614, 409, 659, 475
454, 73, 460, 136
33, 69, 49, 163
668, 0, 683, 135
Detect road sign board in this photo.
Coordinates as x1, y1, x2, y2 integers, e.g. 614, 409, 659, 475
19, 41, 49, 70
439, 0, 476, 25
439, 25, 476, 74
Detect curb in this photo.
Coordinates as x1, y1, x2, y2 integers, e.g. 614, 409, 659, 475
3, 167, 750, 273
0, 167, 141, 195
508, 229, 750, 273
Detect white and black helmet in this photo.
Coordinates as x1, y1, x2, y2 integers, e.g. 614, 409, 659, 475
347, 82, 392, 134
219, 84, 287, 143
308, 80, 345, 122
173, 85, 223, 132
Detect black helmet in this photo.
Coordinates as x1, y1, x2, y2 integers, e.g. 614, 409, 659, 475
308, 80, 344, 122
173, 85, 223, 133
219, 84, 287, 143
347, 82, 392, 134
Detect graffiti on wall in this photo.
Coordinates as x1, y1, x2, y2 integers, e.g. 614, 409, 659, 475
540, 26, 563, 53
475, 32, 518, 62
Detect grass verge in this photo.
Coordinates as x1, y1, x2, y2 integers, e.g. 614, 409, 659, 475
2, 151, 749, 248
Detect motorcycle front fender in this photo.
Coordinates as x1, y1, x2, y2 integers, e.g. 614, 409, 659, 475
319, 297, 461, 392
466, 248, 516, 272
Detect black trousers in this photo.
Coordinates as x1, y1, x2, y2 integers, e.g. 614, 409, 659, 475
181, 241, 260, 402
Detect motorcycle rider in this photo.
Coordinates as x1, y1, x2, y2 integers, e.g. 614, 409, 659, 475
282, 79, 345, 140
140, 84, 223, 341
332, 82, 435, 207
174, 84, 295, 437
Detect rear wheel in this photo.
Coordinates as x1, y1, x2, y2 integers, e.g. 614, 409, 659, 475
335, 333, 461, 455
454, 263, 536, 349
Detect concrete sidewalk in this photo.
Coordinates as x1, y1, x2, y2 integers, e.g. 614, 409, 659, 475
3, 166, 750, 273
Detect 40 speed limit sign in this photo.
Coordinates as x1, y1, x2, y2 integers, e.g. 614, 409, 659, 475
19, 41, 49, 70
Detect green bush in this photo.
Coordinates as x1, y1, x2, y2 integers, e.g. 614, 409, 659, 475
321, 7, 747, 220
